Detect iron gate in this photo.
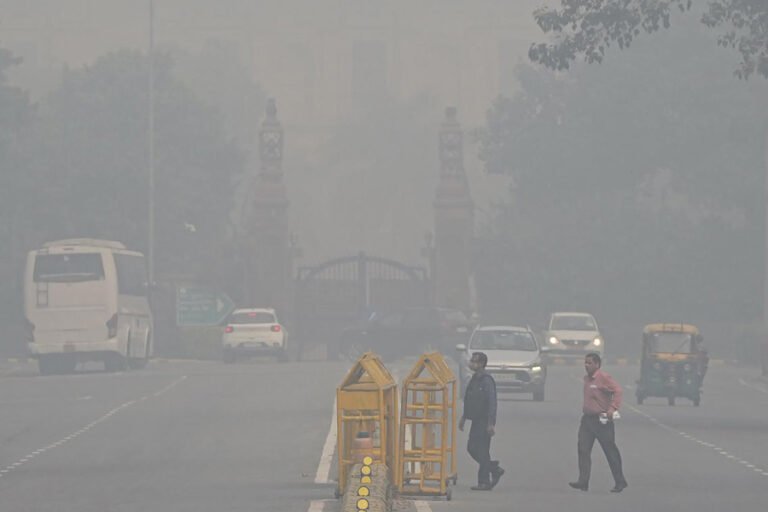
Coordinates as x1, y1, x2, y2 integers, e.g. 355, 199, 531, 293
294, 252, 431, 359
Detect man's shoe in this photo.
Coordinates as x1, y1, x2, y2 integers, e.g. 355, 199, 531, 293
470, 483, 492, 491
610, 482, 628, 493
489, 467, 505, 489
569, 481, 588, 491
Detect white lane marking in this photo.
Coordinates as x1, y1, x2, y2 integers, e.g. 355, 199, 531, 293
307, 499, 332, 512
415, 500, 433, 512
153, 375, 187, 397
0, 375, 187, 479
628, 403, 768, 478
738, 378, 768, 394
314, 396, 337, 484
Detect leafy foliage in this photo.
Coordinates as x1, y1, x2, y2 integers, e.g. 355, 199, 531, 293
530, 1, 768, 79
19, 50, 245, 278
476, 19, 768, 326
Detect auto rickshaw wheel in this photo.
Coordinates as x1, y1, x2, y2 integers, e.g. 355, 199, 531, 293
636, 393, 644, 405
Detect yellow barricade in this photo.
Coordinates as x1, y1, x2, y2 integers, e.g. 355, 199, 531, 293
396, 352, 457, 500
336, 352, 398, 497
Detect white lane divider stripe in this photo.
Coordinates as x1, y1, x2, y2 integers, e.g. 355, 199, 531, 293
627, 403, 768, 478
0, 375, 187, 480
307, 499, 332, 512
314, 396, 337, 485
738, 378, 768, 394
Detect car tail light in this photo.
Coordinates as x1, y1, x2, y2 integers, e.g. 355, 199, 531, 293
271, 325, 282, 332
224, 325, 234, 333
106, 313, 118, 338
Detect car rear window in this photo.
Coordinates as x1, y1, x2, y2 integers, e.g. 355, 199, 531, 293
33, 253, 105, 283
229, 312, 275, 324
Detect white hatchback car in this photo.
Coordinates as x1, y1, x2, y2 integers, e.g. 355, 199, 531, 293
221, 308, 288, 362
543, 312, 603, 360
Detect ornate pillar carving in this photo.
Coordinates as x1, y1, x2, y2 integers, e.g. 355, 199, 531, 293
245, 99, 292, 317
432, 107, 474, 312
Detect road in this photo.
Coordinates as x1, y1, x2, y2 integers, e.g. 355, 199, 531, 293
1, 357, 767, 512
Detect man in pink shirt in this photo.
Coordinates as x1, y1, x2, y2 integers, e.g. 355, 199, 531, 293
569, 352, 628, 493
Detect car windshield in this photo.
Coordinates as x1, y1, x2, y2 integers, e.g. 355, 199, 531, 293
551, 315, 596, 331
649, 332, 692, 354
229, 312, 275, 324
471, 330, 537, 351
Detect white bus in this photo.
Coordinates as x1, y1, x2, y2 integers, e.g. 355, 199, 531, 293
24, 238, 153, 375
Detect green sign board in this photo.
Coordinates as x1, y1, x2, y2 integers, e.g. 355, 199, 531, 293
176, 286, 235, 326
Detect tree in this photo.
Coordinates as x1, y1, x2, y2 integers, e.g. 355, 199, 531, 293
0, 48, 36, 336
27, 50, 245, 280
475, 11, 768, 354
529, 1, 768, 79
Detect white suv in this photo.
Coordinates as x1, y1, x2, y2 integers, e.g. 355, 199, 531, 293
456, 325, 547, 401
542, 312, 603, 360
221, 308, 288, 362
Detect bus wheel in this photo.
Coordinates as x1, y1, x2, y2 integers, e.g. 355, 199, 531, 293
104, 354, 126, 372
129, 337, 150, 370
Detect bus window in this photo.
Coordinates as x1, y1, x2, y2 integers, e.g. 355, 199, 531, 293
114, 254, 148, 296
33, 253, 104, 283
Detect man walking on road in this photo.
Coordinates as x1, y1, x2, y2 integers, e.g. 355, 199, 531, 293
459, 352, 504, 491
569, 352, 628, 493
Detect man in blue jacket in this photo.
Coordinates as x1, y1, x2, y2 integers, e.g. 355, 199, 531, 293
459, 352, 504, 490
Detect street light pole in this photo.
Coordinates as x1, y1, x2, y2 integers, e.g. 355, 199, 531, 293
148, 0, 156, 285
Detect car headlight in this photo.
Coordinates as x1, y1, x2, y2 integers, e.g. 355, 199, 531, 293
593, 337, 602, 346
548, 336, 558, 345
530, 365, 542, 372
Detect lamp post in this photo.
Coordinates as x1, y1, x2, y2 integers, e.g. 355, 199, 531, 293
147, 0, 156, 285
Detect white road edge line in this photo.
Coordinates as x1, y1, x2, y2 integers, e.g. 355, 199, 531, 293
307, 499, 332, 512
315, 396, 337, 484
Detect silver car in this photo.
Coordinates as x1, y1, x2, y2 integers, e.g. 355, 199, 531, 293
456, 325, 547, 401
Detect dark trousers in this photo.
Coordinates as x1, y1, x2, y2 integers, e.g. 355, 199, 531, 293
467, 420, 498, 485
577, 414, 627, 486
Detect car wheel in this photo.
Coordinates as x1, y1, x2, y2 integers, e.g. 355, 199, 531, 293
222, 349, 236, 364
533, 386, 545, 402
668, 395, 676, 406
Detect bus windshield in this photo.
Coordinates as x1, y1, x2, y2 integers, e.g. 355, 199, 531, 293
33, 253, 105, 283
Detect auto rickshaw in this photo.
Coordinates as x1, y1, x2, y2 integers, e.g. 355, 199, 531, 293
636, 323, 708, 406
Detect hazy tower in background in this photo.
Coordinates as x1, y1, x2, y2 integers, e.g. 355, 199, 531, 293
433, 107, 474, 313
245, 99, 292, 319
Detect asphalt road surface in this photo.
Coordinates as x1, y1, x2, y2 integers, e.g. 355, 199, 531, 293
1, 356, 766, 512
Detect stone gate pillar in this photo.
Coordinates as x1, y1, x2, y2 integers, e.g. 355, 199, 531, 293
432, 107, 474, 313
245, 98, 292, 319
